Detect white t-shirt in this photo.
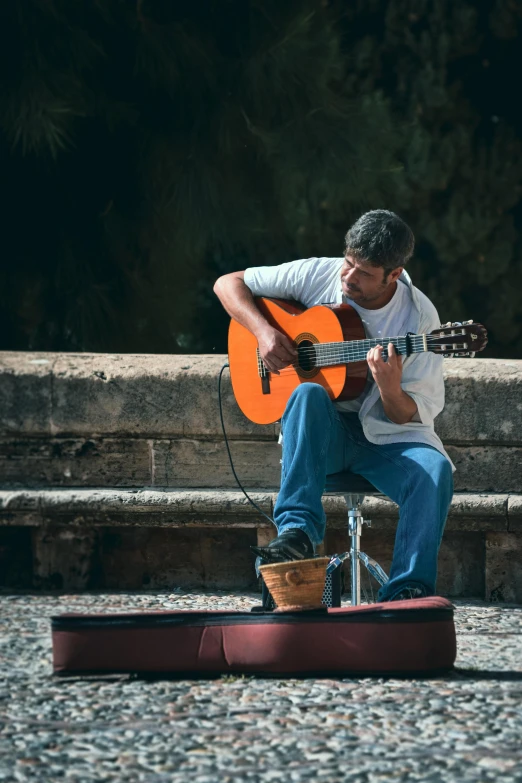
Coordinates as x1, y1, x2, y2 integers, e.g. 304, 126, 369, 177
338, 279, 411, 412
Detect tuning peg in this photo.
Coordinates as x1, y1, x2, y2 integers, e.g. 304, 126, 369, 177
463, 320, 474, 325
452, 322, 462, 327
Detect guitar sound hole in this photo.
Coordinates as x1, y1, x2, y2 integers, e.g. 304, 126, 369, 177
297, 340, 316, 372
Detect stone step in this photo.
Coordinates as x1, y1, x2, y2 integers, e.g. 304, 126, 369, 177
1, 437, 521, 492
1, 487, 520, 532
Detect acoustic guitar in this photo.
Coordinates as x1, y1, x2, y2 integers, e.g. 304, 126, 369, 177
228, 297, 488, 425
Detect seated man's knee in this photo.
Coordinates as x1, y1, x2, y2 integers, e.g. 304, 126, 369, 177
283, 383, 332, 424
287, 382, 330, 409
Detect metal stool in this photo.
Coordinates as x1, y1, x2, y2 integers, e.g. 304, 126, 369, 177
324, 471, 390, 605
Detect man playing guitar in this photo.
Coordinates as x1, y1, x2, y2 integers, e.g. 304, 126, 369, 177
214, 210, 455, 602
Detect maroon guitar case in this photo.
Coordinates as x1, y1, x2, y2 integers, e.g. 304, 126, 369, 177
52, 596, 456, 677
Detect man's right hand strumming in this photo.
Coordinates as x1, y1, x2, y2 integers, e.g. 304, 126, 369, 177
213, 270, 297, 374
256, 325, 297, 375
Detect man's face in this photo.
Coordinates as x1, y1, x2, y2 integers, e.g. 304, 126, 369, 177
340, 253, 401, 306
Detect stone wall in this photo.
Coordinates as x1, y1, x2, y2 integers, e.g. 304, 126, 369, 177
1, 352, 521, 598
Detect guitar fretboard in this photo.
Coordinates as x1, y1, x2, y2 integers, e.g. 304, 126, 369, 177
311, 335, 423, 367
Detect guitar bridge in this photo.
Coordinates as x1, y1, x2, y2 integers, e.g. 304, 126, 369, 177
257, 349, 271, 394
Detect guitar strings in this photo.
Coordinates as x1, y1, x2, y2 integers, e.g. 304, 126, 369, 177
256, 335, 469, 375
274, 344, 461, 361
257, 339, 462, 359
257, 337, 457, 361
289, 336, 459, 353
271, 336, 460, 355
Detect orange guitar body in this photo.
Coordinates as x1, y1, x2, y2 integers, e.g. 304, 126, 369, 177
228, 298, 367, 425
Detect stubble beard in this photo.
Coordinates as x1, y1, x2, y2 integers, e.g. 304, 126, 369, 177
343, 281, 388, 306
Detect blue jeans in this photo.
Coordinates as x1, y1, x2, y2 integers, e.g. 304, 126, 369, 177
274, 383, 453, 601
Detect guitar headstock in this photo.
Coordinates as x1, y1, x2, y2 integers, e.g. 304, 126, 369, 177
428, 321, 488, 357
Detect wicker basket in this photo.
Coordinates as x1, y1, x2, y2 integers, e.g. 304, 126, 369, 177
258, 557, 330, 611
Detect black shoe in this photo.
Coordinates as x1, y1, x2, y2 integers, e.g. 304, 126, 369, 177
250, 529, 314, 563
389, 586, 426, 601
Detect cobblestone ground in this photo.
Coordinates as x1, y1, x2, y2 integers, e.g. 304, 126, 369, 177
1, 591, 521, 782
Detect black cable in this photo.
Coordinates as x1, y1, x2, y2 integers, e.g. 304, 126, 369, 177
218, 363, 275, 526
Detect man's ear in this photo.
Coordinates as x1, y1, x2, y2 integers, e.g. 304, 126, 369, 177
388, 266, 403, 284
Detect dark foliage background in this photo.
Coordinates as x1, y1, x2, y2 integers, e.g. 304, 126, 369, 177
1, 0, 521, 357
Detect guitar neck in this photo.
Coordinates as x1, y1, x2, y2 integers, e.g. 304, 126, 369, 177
313, 334, 427, 367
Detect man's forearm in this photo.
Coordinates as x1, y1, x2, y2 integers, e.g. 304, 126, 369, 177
214, 272, 298, 373
213, 273, 270, 339
379, 388, 418, 425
